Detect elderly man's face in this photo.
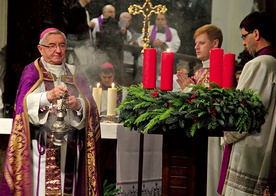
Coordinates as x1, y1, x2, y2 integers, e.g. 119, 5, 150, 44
103, 6, 115, 19
155, 15, 167, 29
37, 34, 66, 65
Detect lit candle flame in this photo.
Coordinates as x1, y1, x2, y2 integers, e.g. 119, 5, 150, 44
166, 48, 170, 52
97, 83, 100, 88
112, 83, 115, 88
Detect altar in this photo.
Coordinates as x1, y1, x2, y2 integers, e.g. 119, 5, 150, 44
0, 118, 163, 195
0, 118, 225, 196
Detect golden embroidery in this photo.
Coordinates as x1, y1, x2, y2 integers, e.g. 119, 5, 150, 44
45, 147, 62, 196
4, 113, 32, 195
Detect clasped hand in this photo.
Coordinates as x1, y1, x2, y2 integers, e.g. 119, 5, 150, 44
46, 85, 81, 110
176, 71, 195, 90
152, 39, 164, 47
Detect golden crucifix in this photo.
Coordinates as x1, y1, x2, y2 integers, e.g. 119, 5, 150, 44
128, 0, 167, 49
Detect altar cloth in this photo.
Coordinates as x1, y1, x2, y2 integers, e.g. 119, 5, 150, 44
0, 118, 163, 195
116, 129, 163, 195
0, 118, 120, 139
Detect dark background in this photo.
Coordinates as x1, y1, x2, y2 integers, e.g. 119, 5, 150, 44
3, 0, 275, 113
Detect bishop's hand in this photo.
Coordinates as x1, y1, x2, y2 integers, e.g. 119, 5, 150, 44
46, 85, 68, 103
66, 96, 82, 111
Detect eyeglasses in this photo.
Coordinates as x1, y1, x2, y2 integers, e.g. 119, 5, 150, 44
241, 31, 253, 40
41, 43, 66, 50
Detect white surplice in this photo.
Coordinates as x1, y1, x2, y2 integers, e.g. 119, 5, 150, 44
222, 55, 276, 195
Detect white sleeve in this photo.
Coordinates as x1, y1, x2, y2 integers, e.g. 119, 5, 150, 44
165, 28, 181, 53
237, 56, 276, 108
91, 18, 99, 39
26, 84, 50, 126
68, 97, 86, 130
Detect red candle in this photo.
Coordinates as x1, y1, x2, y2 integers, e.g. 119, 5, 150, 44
210, 48, 224, 87
223, 53, 235, 88
143, 48, 157, 89
160, 50, 174, 91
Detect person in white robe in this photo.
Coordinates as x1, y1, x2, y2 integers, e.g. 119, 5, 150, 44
220, 11, 276, 196
136, 14, 181, 85
176, 24, 224, 196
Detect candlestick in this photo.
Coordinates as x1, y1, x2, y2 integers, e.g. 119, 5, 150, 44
92, 83, 102, 114
160, 49, 174, 91
223, 53, 235, 88
210, 48, 224, 87
143, 48, 157, 89
107, 83, 117, 117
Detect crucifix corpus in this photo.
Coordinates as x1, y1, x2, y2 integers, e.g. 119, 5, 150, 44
128, 0, 167, 49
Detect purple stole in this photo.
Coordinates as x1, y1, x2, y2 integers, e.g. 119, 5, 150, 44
129, 28, 135, 35
39, 61, 79, 195
150, 25, 172, 42
192, 68, 210, 85
98, 16, 103, 29
0, 58, 103, 196
217, 144, 232, 194
256, 45, 276, 58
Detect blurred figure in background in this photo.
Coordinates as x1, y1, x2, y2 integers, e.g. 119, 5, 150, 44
66, 0, 92, 43
91, 5, 124, 85
96, 62, 116, 90
135, 14, 181, 84
235, 70, 242, 85
119, 12, 140, 86
66, 0, 93, 68
90, 4, 116, 40
149, 14, 181, 53
93, 62, 121, 115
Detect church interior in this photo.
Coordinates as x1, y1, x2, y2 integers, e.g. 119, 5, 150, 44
0, 0, 276, 195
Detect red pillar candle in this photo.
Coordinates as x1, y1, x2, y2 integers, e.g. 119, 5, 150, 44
210, 48, 224, 87
143, 48, 157, 89
223, 53, 236, 88
160, 50, 174, 91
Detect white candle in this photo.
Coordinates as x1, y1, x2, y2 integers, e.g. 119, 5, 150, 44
107, 83, 117, 116
92, 83, 102, 114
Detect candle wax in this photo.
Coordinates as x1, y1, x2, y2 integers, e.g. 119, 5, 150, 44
143, 48, 157, 89
107, 87, 117, 116
223, 53, 235, 88
160, 51, 174, 91
210, 48, 224, 87
92, 86, 102, 114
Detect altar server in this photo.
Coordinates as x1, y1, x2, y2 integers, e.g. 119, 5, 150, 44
176, 24, 224, 196
220, 11, 276, 196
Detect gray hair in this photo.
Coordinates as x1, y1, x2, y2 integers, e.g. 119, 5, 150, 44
119, 12, 131, 19
39, 29, 67, 45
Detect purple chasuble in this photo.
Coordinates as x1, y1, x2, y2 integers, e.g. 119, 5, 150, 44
0, 58, 103, 196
